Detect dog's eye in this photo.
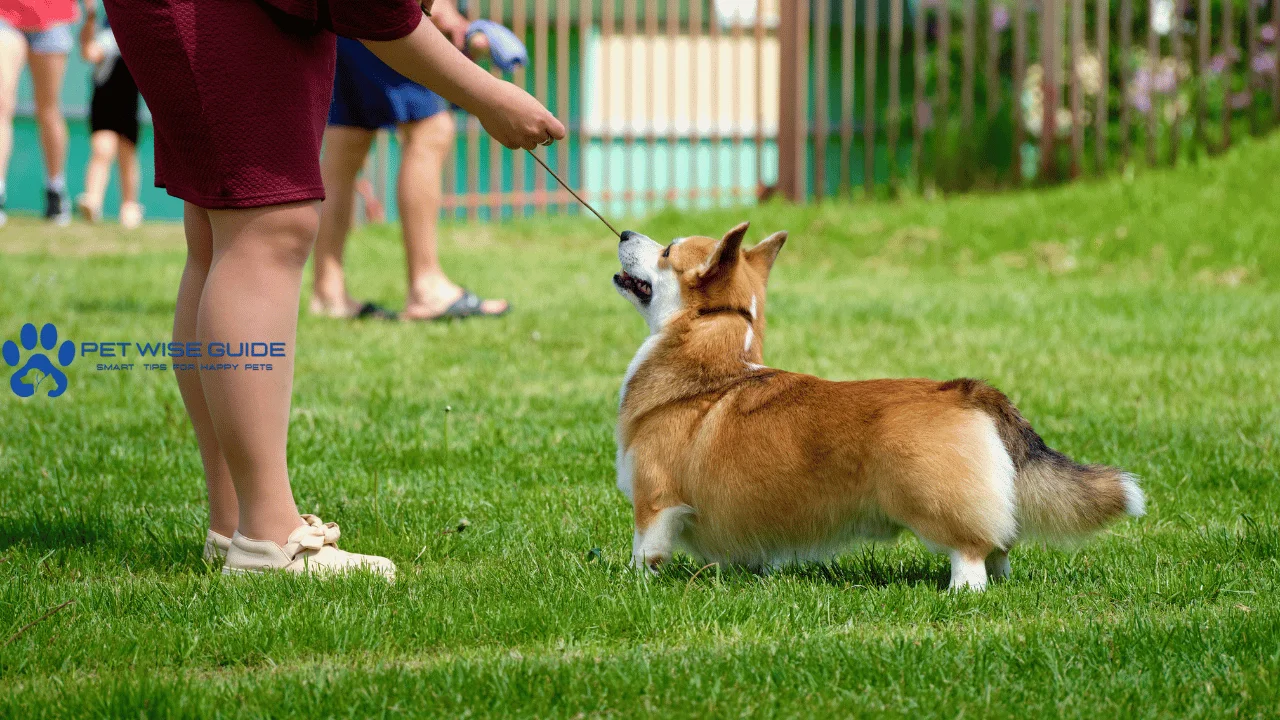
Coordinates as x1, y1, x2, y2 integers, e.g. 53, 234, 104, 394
662, 245, 671, 258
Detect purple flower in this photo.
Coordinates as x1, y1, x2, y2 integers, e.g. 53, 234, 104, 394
1230, 91, 1253, 110
1252, 52, 1277, 75
991, 6, 1011, 33
1152, 64, 1177, 93
1261, 25, 1277, 45
1208, 54, 1229, 74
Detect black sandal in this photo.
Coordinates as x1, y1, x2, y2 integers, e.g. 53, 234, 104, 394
353, 301, 398, 321
407, 289, 509, 321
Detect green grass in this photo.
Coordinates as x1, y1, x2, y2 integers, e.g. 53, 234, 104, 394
2, 135, 1279, 718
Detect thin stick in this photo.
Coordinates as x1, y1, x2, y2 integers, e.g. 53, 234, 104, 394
4, 600, 75, 648
528, 149, 622, 238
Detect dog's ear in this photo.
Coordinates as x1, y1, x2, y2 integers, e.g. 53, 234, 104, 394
745, 231, 787, 278
696, 222, 750, 281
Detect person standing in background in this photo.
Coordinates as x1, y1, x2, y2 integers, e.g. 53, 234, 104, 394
76, 0, 143, 228
312, 0, 512, 321
0, 0, 79, 226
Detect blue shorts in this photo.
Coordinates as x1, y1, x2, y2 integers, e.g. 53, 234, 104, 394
0, 19, 73, 54
328, 37, 449, 130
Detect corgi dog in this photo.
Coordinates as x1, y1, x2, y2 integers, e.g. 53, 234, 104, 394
612, 222, 1145, 590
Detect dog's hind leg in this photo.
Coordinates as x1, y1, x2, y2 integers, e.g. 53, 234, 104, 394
632, 505, 694, 574
949, 549, 989, 591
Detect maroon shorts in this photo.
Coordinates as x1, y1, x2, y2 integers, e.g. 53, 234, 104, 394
104, 0, 421, 210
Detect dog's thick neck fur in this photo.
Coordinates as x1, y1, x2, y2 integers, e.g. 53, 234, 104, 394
618, 269, 771, 445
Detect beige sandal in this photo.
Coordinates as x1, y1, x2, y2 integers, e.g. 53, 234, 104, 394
222, 515, 396, 579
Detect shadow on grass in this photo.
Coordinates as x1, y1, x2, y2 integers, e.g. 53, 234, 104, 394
0, 507, 203, 571
660, 548, 948, 590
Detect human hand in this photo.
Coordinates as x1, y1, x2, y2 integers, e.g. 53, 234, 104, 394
427, 0, 468, 50
475, 81, 566, 150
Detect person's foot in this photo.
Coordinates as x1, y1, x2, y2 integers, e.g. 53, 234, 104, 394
308, 293, 365, 318
222, 515, 396, 579
401, 278, 508, 320
45, 187, 71, 226
76, 193, 102, 223
203, 530, 232, 563
119, 201, 144, 230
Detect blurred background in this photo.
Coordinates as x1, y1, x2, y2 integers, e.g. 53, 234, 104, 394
6, 0, 1274, 221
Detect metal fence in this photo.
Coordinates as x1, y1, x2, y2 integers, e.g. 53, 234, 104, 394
367, 0, 1279, 221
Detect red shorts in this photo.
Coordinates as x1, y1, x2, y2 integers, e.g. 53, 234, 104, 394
104, 0, 421, 209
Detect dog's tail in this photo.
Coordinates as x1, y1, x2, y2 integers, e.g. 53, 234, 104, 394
944, 379, 1145, 542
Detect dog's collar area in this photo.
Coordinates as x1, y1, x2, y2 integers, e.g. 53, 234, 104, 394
695, 306, 755, 323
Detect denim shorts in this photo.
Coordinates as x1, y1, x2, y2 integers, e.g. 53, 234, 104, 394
0, 19, 74, 55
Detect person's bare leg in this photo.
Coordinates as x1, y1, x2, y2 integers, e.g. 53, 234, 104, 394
202, 202, 317, 545
0, 28, 25, 223
78, 130, 117, 221
117, 138, 140, 205
117, 138, 144, 228
174, 203, 237, 537
398, 113, 507, 318
313, 126, 375, 317
28, 50, 69, 183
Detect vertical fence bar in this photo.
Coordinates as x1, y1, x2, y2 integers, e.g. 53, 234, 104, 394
1273, 0, 1280, 123
912, 0, 925, 187
644, 0, 658, 209
937, 0, 952, 183
1247, 0, 1260, 134
987, 0, 1000, 116
962, 0, 976, 133
623, 0, 636, 210
1070, 0, 1084, 176
601, 0, 614, 208
557, 0, 571, 213
579, 0, 591, 207
777, 0, 808, 201
1119, 0, 1132, 161
1096, 0, 1109, 172
1196, 0, 1209, 148
865, 0, 879, 194
731, 2, 745, 201
709, 0, 722, 205
840, 0, 855, 193
889, 0, 903, 190
814, 0, 830, 198
754, 0, 766, 193
513, 0, 528, 215
534, 0, 550, 213
1146, 0, 1159, 166
491, 0, 507, 219
1014, 0, 1026, 182
1223, 0, 1234, 148
690, 0, 703, 204
1040, 0, 1059, 179
1171, 0, 1185, 163
467, 0, 483, 219
668, 0, 680, 204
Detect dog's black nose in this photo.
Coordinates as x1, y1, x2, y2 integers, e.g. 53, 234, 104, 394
620, 230, 639, 243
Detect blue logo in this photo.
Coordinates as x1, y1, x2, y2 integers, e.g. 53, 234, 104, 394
3, 323, 75, 398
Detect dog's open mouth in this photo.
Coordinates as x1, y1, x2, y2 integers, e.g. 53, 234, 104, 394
613, 271, 653, 303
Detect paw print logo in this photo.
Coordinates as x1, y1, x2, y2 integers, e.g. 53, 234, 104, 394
3, 323, 75, 399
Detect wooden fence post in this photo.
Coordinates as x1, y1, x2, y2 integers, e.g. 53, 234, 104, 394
778, 0, 808, 201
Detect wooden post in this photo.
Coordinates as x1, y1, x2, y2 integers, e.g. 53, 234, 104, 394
1070, 0, 1084, 176
1014, 0, 1026, 182
777, 0, 808, 201
865, 0, 879, 194
1096, 0, 1109, 173
889, 0, 904, 190
814, 0, 830, 198
1040, 0, 1060, 180
841, 0, 855, 193
1120, 0, 1132, 161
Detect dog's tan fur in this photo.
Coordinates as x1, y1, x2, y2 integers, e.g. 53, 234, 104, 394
614, 223, 1144, 589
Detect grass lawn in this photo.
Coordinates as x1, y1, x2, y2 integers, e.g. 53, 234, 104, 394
2, 135, 1279, 719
